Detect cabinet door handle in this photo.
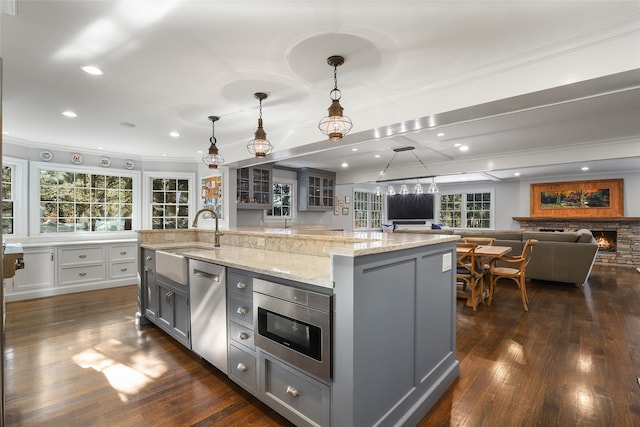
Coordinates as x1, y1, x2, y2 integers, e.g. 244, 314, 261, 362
237, 363, 248, 372
120, 267, 128, 272
236, 307, 248, 315
120, 251, 127, 255
166, 292, 173, 305
238, 332, 249, 340
79, 255, 87, 259
79, 272, 87, 277
146, 256, 152, 261
286, 386, 300, 398
236, 282, 247, 289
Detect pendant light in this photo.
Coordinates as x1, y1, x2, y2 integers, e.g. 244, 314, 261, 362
376, 146, 439, 194
247, 92, 274, 158
202, 115, 225, 169
318, 55, 353, 142
414, 181, 424, 194
428, 177, 439, 193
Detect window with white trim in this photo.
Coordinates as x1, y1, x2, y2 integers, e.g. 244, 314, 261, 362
2, 165, 15, 235
353, 190, 383, 230
266, 179, 295, 219
439, 191, 493, 228
33, 164, 138, 234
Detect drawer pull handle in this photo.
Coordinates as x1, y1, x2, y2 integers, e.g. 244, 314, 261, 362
236, 282, 247, 289
120, 268, 128, 272
236, 307, 248, 315
120, 251, 127, 255
237, 363, 248, 372
78, 272, 87, 277
79, 255, 87, 259
286, 386, 300, 398
238, 332, 249, 340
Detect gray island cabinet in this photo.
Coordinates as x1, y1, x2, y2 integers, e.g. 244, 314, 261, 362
137, 229, 459, 427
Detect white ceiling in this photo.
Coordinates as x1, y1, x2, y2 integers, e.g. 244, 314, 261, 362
2, 1, 640, 184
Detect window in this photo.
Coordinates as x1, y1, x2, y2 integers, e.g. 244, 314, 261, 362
266, 180, 295, 218
35, 165, 136, 234
151, 178, 190, 229
439, 191, 493, 228
2, 165, 14, 235
353, 191, 383, 230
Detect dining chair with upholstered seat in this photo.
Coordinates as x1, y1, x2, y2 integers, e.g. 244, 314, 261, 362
487, 239, 538, 311
456, 243, 484, 311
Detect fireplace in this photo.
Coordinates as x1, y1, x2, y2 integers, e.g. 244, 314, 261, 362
592, 230, 617, 252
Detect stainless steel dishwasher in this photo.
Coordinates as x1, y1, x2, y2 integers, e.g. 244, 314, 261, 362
189, 259, 227, 374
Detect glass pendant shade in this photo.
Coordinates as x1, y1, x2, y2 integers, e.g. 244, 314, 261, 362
428, 177, 439, 193
414, 182, 424, 194
202, 116, 225, 169
399, 184, 409, 195
247, 93, 274, 157
319, 56, 353, 142
387, 185, 396, 195
375, 186, 381, 196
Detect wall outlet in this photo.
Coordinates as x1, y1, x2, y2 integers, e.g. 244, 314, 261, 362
256, 237, 266, 248
442, 253, 452, 272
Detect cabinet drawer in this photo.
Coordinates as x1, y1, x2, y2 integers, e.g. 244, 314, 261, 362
262, 353, 330, 427
59, 247, 104, 266
60, 265, 105, 285
228, 293, 253, 326
229, 320, 254, 350
109, 261, 137, 279
228, 271, 253, 295
228, 344, 257, 392
109, 244, 137, 262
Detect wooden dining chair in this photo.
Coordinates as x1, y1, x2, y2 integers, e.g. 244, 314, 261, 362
487, 239, 538, 311
456, 243, 484, 311
462, 237, 496, 246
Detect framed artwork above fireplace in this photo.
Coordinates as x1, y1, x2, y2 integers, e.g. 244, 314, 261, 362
530, 178, 624, 218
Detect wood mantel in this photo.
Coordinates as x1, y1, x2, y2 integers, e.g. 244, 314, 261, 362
513, 217, 640, 222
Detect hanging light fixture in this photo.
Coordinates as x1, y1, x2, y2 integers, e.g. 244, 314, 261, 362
247, 92, 274, 158
376, 146, 439, 194
202, 115, 225, 169
318, 55, 352, 142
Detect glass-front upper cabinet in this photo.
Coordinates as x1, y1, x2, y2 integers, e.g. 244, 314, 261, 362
297, 168, 336, 211
236, 166, 273, 209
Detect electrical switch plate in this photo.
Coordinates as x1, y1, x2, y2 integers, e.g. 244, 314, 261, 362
442, 253, 452, 272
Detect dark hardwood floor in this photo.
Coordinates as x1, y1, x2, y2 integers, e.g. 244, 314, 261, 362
4, 264, 640, 426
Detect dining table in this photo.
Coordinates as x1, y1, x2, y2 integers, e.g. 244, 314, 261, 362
455, 244, 512, 308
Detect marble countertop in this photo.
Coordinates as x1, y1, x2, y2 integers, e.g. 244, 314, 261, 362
141, 230, 458, 288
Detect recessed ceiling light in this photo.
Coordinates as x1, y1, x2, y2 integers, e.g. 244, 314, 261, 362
341, 162, 349, 168
161, 153, 168, 157
514, 172, 521, 176
581, 166, 589, 171
97, 146, 104, 150
374, 154, 381, 158
62, 111, 77, 118
351, 148, 358, 152
169, 131, 180, 138
454, 143, 461, 147
437, 132, 445, 137
459, 145, 469, 152
81, 65, 104, 75
2, 131, 9, 135
197, 150, 203, 154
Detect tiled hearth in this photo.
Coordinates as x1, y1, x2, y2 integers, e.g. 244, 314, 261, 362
514, 217, 640, 267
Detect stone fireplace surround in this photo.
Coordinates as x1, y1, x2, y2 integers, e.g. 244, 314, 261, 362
513, 217, 640, 267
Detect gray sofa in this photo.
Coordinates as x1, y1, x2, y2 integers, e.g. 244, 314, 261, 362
395, 227, 598, 285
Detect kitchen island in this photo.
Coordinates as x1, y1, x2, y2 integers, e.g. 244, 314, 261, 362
138, 228, 460, 426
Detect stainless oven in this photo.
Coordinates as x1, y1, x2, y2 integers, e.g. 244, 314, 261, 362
253, 278, 332, 382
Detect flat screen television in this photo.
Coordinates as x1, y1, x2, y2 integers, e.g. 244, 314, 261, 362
387, 193, 434, 220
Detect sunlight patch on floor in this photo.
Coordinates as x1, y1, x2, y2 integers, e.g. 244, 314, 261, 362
72, 338, 168, 402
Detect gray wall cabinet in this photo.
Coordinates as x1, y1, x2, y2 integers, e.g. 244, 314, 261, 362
297, 168, 336, 211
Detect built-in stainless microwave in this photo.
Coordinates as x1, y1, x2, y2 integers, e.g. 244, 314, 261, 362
253, 278, 332, 382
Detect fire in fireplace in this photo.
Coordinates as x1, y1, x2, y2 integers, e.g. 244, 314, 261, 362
592, 230, 617, 252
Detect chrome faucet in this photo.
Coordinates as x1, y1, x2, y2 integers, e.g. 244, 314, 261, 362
192, 208, 221, 247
